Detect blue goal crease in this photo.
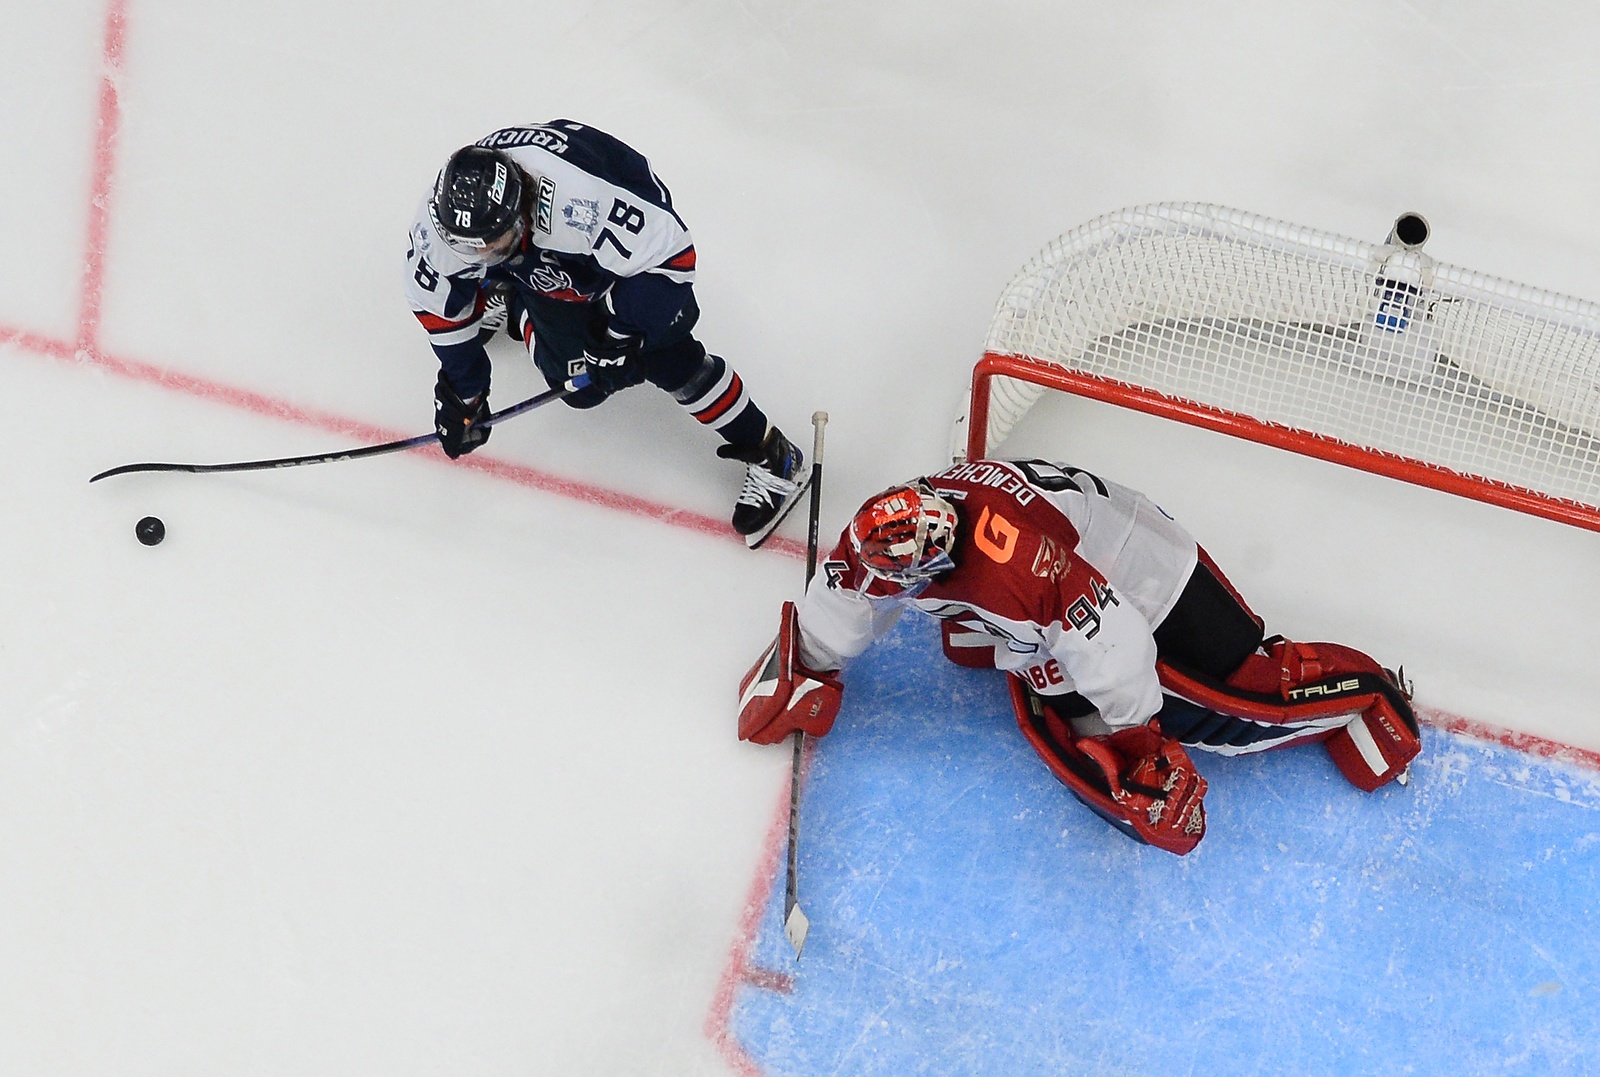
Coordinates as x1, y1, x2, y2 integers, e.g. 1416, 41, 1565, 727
731, 616, 1600, 1077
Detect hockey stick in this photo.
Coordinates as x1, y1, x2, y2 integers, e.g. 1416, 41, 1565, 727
784, 409, 828, 959
88, 380, 583, 482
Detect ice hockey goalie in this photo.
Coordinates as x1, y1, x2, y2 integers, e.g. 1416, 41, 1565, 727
736, 459, 1421, 856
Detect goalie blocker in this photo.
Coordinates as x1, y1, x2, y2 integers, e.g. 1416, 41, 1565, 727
738, 601, 843, 745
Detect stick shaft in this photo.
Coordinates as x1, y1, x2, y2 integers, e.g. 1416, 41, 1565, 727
784, 410, 829, 957
89, 384, 571, 482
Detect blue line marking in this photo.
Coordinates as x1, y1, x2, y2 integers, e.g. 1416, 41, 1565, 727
733, 616, 1600, 1075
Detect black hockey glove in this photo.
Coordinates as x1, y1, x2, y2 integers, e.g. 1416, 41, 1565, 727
580, 322, 646, 395
434, 373, 491, 459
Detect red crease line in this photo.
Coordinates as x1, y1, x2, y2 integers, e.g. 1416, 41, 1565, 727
1419, 706, 1600, 771
704, 735, 818, 1076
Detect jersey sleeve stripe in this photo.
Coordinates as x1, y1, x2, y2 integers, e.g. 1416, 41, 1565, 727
414, 310, 473, 332
413, 291, 487, 342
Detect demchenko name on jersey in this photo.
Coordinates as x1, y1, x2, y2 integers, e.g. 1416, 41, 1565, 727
736, 459, 1421, 857
935, 460, 1039, 504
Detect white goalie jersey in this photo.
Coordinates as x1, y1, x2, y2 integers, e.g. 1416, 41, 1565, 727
800, 460, 1202, 731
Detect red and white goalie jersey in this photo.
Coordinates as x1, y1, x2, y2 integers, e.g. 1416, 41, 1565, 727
798, 459, 1200, 732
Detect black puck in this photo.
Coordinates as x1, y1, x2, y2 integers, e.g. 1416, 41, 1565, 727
135, 516, 165, 546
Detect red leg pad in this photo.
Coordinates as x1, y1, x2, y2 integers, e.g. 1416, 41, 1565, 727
1158, 638, 1421, 788
1009, 677, 1208, 856
1324, 694, 1422, 791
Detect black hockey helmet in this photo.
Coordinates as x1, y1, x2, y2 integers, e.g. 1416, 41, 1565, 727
428, 145, 525, 261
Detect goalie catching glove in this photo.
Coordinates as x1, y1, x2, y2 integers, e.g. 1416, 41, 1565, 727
737, 601, 844, 745
1011, 679, 1209, 855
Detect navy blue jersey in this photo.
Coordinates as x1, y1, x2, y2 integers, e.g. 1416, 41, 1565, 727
406, 120, 697, 398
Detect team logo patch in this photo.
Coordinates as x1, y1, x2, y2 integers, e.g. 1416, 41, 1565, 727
562, 198, 600, 236
535, 175, 557, 233
973, 506, 1019, 564
529, 259, 578, 296
1030, 533, 1071, 581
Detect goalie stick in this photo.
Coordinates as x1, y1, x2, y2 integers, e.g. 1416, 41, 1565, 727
783, 410, 828, 958
88, 379, 585, 483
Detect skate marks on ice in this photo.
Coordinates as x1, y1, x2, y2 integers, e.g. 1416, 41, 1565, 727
726, 617, 1600, 1077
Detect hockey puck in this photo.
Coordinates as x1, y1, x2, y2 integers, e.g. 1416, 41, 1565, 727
135, 516, 165, 546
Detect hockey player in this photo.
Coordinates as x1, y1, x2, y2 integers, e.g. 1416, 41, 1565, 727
736, 459, 1421, 855
406, 120, 807, 545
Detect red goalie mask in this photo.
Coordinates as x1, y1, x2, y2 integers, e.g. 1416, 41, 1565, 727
848, 481, 960, 585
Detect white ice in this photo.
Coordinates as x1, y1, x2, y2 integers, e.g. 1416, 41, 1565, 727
2, 1, 1598, 1072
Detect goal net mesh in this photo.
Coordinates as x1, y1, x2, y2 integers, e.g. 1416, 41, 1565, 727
979, 203, 1600, 513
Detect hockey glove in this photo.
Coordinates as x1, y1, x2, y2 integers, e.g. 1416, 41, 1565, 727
738, 601, 844, 744
1011, 676, 1207, 856
580, 317, 646, 395
434, 373, 491, 459
1068, 725, 1208, 855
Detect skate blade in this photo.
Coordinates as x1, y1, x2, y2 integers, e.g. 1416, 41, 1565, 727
745, 466, 815, 550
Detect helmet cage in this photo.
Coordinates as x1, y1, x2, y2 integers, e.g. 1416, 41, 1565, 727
849, 482, 959, 585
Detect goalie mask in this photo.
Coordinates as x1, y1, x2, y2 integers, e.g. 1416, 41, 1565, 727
848, 481, 960, 585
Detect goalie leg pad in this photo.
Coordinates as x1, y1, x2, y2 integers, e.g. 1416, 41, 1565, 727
1009, 677, 1208, 856
1324, 692, 1421, 792
1157, 638, 1420, 789
737, 601, 844, 745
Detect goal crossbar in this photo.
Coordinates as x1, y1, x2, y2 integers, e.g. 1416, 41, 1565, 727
968, 352, 1600, 533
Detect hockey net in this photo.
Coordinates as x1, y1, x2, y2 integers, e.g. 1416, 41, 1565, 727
964, 203, 1600, 532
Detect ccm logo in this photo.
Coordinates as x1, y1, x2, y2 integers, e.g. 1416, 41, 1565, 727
1287, 677, 1362, 700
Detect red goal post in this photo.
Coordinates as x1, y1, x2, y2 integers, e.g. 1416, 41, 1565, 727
961, 204, 1600, 534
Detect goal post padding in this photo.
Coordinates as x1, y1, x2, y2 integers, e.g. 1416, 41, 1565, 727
964, 203, 1600, 534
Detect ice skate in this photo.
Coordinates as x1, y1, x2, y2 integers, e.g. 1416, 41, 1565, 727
721, 426, 811, 549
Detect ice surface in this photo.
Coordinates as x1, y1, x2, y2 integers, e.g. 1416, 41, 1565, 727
2, 1, 1598, 1073
734, 618, 1600, 1075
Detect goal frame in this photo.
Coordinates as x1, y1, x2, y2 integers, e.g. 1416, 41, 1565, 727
965, 350, 1600, 534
